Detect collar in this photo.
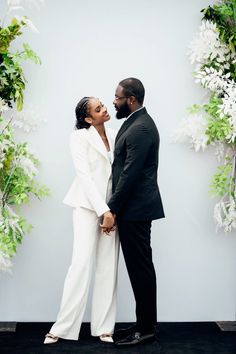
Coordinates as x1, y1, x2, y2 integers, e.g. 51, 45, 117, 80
126, 106, 145, 121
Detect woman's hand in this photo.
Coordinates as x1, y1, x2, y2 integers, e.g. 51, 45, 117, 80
100, 211, 116, 235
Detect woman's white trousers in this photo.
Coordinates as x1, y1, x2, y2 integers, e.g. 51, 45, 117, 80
49, 207, 119, 340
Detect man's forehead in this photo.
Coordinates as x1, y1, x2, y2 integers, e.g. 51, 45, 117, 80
116, 85, 124, 93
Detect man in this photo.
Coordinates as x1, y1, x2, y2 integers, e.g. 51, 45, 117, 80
102, 78, 164, 346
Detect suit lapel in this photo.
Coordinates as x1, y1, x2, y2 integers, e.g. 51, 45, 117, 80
85, 125, 109, 161
115, 119, 131, 144
106, 128, 114, 162
115, 107, 147, 144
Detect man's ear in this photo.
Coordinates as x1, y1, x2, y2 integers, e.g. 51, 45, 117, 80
84, 117, 93, 124
128, 96, 136, 105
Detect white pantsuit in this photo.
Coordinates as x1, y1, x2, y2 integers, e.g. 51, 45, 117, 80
49, 126, 119, 340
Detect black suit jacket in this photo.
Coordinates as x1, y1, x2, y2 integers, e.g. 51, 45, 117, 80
108, 107, 165, 221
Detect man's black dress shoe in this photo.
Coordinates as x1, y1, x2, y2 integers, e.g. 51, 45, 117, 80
114, 324, 136, 341
114, 331, 156, 346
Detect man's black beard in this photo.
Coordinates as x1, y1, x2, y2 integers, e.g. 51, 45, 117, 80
116, 102, 131, 119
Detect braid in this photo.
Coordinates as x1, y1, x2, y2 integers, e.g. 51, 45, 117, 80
75, 97, 92, 129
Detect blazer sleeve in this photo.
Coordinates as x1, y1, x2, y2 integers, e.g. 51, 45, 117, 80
70, 131, 110, 217
108, 125, 153, 214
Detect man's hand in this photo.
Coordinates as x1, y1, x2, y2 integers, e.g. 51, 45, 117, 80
100, 211, 116, 235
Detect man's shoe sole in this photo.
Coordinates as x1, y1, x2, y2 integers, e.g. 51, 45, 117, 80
115, 333, 155, 346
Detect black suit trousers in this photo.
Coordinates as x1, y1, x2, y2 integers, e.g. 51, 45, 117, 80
117, 219, 157, 333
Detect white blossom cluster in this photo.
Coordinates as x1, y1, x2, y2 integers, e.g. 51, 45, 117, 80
172, 114, 209, 152
12, 107, 46, 132
213, 143, 235, 163
16, 155, 38, 179
189, 20, 236, 142
0, 250, 12, 272
0, 204, 23, 237
194, 68, 236, 143
219, 83, 236, 142
195, 67, 231, 93
188, 20, 232, 66
214, 197, 236, 232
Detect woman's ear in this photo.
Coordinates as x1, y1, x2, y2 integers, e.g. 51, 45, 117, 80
84, 117, 93, 124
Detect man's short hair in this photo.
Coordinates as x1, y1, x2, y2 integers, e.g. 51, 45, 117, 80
119, 78, 145, 104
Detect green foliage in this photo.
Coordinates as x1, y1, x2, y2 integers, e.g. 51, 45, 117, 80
206, 117, 232, 144
202, 0, 236, 49
204, 94, 232, 144
182, 0, 236, 231
20, 43, 41, 64
0, 52, 25, 110
0, 17, 41, 110
204, 94, 222, 118
0, 4, 48, 268
0, 18, 25, 54
210, 161, 235, 197
0, 208, 32, 258
187, 104, 202, 114
199, 2, 236, 221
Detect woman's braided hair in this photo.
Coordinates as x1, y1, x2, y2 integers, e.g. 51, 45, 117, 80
75, 96, 93, 129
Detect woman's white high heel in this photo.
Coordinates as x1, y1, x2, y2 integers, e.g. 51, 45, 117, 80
99, 334, 113, 343
44, 333, 59, 344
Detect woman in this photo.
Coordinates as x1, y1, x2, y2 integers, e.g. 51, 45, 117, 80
44, 97, 119, 344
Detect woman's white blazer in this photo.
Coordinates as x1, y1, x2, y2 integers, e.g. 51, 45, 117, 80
63, 125, 116, 217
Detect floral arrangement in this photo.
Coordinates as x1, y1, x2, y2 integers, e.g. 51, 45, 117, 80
0, 0, 49, 271
174, 0, 236, 232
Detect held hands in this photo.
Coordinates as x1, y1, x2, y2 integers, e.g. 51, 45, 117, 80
100, 211, 116, 235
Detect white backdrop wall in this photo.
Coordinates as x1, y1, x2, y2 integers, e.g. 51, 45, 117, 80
0, 0, 236, 322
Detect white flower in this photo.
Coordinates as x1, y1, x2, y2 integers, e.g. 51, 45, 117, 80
214, 197, 236, 232
193, 67, 236, 143
214, 201, 224, 229
0, 251, 12, 273
195, 67, 230, 93
23, 17, 39, 33
219, 83, 236, 140
0, 205, 24, 237
188, 20, 231, 65
13, 15, 39, 33
223, 198, 236, 232
12, 107, 46, 132
214, 142, 225, 162
16, 155, 38, 179
172, 114, 208, 152
0, 99, 9, 114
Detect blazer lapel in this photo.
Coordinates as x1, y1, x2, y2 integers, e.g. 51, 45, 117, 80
106, 128, 115, 163
85, 125, 109, 161
115, 107, 147, 144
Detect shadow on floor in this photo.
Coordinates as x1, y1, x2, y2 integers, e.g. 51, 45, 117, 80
0, 322, 236, 354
